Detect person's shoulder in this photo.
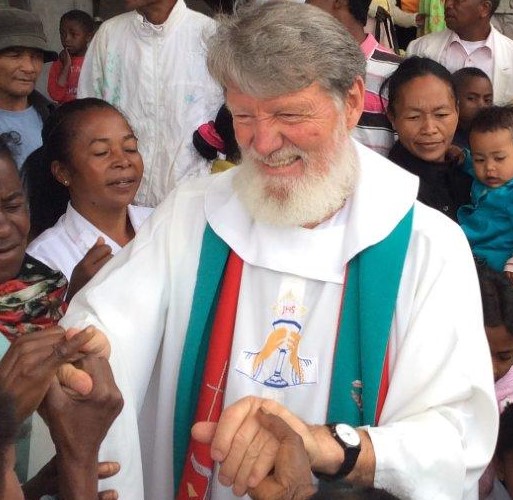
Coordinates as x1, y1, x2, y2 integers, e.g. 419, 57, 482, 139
26, 219, 69, 270
491, 25, 513, 49
27, 217, 66, 252
407, 29, 451, 52
184, 6, 215, 23
181, 6, 216, 35
95, 11, 134, 35
27, 91, 55, 120
412, 200, 471, 255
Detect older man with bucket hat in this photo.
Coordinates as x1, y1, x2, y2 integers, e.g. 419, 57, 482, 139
0, 8, 57, 168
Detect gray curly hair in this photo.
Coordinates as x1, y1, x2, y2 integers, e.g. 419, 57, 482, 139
206, 0, 366, 100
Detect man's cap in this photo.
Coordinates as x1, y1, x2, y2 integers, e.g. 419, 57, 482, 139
0, 8, 58, 63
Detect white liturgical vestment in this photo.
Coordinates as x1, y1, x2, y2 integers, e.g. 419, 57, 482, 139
61, 142, 498, 500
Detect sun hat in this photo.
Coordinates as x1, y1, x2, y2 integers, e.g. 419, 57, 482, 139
0, 8, 58, 62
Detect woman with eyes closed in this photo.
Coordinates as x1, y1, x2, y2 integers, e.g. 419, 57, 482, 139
26, 98, 153, 299
382, 56, 473, 222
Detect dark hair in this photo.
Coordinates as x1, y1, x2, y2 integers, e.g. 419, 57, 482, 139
60, 9, 95, 34
497, 403, 513, 459
0, 132, 20, 166
476, 263, 513, 334
348, 0, 372, 26
23, 98, 122, 237
0, 392, 18, 497
193, 105, 240, 163
381, 56, 457, 117
469, 105, 513, 137
43, 97, 120, 165
490, 0, 501, 15
22, 147, 68, 239
452, 67, 491, 94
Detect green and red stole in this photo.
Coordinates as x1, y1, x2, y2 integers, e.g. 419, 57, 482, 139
175, 207, 414, 499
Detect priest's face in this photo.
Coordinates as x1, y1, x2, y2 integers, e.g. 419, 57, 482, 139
227, 81, 364, 227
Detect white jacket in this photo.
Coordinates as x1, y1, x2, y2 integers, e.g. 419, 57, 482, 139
407, 26, 513, 105
77, 2, 223, 207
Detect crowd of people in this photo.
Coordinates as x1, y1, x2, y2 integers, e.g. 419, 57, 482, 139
1, 0, 513, 499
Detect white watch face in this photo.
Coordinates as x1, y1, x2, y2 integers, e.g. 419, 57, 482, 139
335, 423, 360, 447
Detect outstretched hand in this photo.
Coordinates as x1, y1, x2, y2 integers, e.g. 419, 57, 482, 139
0, 326, 96, 423
56, 326, 111, 396
42, 355, 123, 459
67, 237, 113, 300
41, 355, 123, 500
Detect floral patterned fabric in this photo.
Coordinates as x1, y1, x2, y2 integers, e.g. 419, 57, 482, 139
419, 0, 446, 34
0, 255, 67, 342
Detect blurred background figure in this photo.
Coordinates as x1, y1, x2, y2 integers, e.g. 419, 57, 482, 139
451, 67, 493, 149
0, 8, 57, 169
47, 10, 94, 104
77, 0, 223, 207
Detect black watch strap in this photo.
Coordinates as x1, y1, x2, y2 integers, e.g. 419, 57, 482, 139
313, 423, 361, 481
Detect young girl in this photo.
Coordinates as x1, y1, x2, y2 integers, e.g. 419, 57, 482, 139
47, 10, 94, 104
25, 98, 153, 299
458, 106, 513, 277
382, 56, 472, 222
477, 264, 513, 499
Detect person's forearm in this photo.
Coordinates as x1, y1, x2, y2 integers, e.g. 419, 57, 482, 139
56, 450, 99, 500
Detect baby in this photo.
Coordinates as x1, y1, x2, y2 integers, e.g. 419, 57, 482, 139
458, 106, 513, 280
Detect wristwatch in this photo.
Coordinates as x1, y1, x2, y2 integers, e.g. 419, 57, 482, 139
314, 423, 361, 481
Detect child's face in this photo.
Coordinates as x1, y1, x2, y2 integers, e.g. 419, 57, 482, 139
457, 77, 493, 129
470, 129, 513, 188
485, 324, 513, 381
59, 19, 91, 56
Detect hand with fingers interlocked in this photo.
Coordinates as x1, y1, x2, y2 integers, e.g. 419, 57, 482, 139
0, 325, 97, 424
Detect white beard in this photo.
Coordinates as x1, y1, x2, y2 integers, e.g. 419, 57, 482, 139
233, 132, 359, 227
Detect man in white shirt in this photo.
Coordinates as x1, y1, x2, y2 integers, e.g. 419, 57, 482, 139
407, 0, 513, 104
63, 2, 497, 499
77, 0, 223, 207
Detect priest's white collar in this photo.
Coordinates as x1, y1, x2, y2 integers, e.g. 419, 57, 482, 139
205, 142, 419, 284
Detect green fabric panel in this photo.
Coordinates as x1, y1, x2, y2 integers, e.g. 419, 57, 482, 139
173, 224, 230, 493
327, 256, 362, 426
359, 208, 413, 424
328, 207, 413, 426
